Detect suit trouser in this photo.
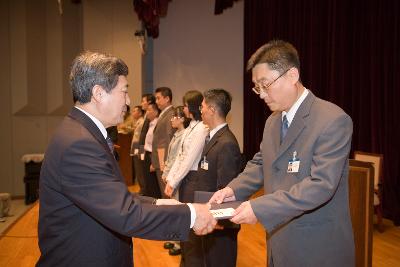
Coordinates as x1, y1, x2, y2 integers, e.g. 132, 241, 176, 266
132, 156, 145, 193
155, 169, 168, 198
143, 151, 161, 199
178, 171, 239, 267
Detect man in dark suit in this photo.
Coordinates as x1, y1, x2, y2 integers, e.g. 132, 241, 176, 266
136, 93, 155, 195
181, 89, 242, 267
37, 51, 216, 267
153, 87, 175, 197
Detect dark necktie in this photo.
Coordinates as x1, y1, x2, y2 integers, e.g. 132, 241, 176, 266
106, 136, 114, 154
205, 133, 211, 145
280, 115, 289, 144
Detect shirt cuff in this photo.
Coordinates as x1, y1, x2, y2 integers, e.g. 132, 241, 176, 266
186, 203, 196, 228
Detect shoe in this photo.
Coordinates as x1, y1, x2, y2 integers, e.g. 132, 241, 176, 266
163, 242, 174, 249
169, 246, 181, 256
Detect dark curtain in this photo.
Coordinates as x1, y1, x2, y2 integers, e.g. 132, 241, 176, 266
243, 0, 400, 224
214, 0, 240, 14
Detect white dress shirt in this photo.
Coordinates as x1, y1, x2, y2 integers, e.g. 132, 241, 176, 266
144, 118, 158, 152
282, 88, 309, 126
74, 106, 107, 139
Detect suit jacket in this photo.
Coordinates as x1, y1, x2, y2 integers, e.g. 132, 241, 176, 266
37, 107, 190, 267
228, 91, 355, 267
181, 125, 242, 267
139, 115, 149, 141
151, 106, 175, 169
196, 125, 242, 192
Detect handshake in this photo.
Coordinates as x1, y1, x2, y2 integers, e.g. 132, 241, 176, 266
156, 198, 217, 235
156, 187, 258, 235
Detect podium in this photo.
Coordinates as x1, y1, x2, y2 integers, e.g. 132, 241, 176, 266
348, 159, 374, 267
21, 154, 44, 204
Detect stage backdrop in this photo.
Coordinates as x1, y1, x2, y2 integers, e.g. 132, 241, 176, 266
243, 0, 400, 224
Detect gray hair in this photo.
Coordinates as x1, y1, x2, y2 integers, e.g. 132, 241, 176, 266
70, 51, 128, 104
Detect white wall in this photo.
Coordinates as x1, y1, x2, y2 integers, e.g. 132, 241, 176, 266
83, 0, 144, 106
0, 0, 143, 196
153, 0, 244, 149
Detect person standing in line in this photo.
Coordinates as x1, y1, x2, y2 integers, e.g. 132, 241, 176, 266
143, 102, 161, 198
37, 51, 217, 267
209, 40, 355, 267
136, 93, 155, 195
164, 90, 209, 267
162, 106, 191, 256
130, 105, 145, 185
153, 87, 175, 198
189, 88, 243, 267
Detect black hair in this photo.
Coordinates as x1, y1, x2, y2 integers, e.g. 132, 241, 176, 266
183, 90, 203, 121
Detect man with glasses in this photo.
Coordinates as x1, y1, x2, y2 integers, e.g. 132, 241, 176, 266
209, 40, 355, 267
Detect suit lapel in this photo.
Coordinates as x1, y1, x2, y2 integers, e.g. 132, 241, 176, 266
202, 125, 228, 156
275, 91, 315, 160
154, 106, 172, 132
270, 112, 282, 156
68, 108, 119, 167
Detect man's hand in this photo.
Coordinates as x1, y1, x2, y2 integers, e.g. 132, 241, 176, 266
156, 199, 182, 205
164, 183, 174, 197
208, 187, 236, 204
230, 201, 258, 224
150, 164, 155, 172
192, 203, 217, 235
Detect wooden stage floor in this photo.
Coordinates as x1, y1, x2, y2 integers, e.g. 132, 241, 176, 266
1, 195, 399, 266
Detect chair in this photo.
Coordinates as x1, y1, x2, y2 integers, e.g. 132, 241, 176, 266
354, 151, 384, 232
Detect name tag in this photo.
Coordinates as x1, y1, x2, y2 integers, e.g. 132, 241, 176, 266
200, 156, 209, 170
287, 151, 300, 173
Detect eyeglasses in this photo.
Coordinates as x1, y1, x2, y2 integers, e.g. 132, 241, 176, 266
171, 116, 182, 120
252, 68, 291, 95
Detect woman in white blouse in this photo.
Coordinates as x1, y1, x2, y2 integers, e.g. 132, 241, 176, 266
164, 91, 208, 203
161, 106, 190, 196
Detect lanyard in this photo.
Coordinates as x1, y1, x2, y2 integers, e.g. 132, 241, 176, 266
181, 121, 201, 152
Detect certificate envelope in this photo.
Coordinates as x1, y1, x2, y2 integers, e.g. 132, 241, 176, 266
193, 191, 242, 220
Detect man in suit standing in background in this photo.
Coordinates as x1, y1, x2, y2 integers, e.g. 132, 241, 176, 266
183, 88, 242, 267
210, 40, 355, 267
153, 87, 175, 197
37, 51, 216, 267
136, 93, 155, 195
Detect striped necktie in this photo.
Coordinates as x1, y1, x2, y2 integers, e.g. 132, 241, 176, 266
106, 136, 114, 154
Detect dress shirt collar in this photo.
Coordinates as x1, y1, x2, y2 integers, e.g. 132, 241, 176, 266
159, 105, 173, 118
282, 88, 309, 127
209, 122, 227, 140
174, 128, 185, 138
149, 117, 158, 127
74, 106, 108, 139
